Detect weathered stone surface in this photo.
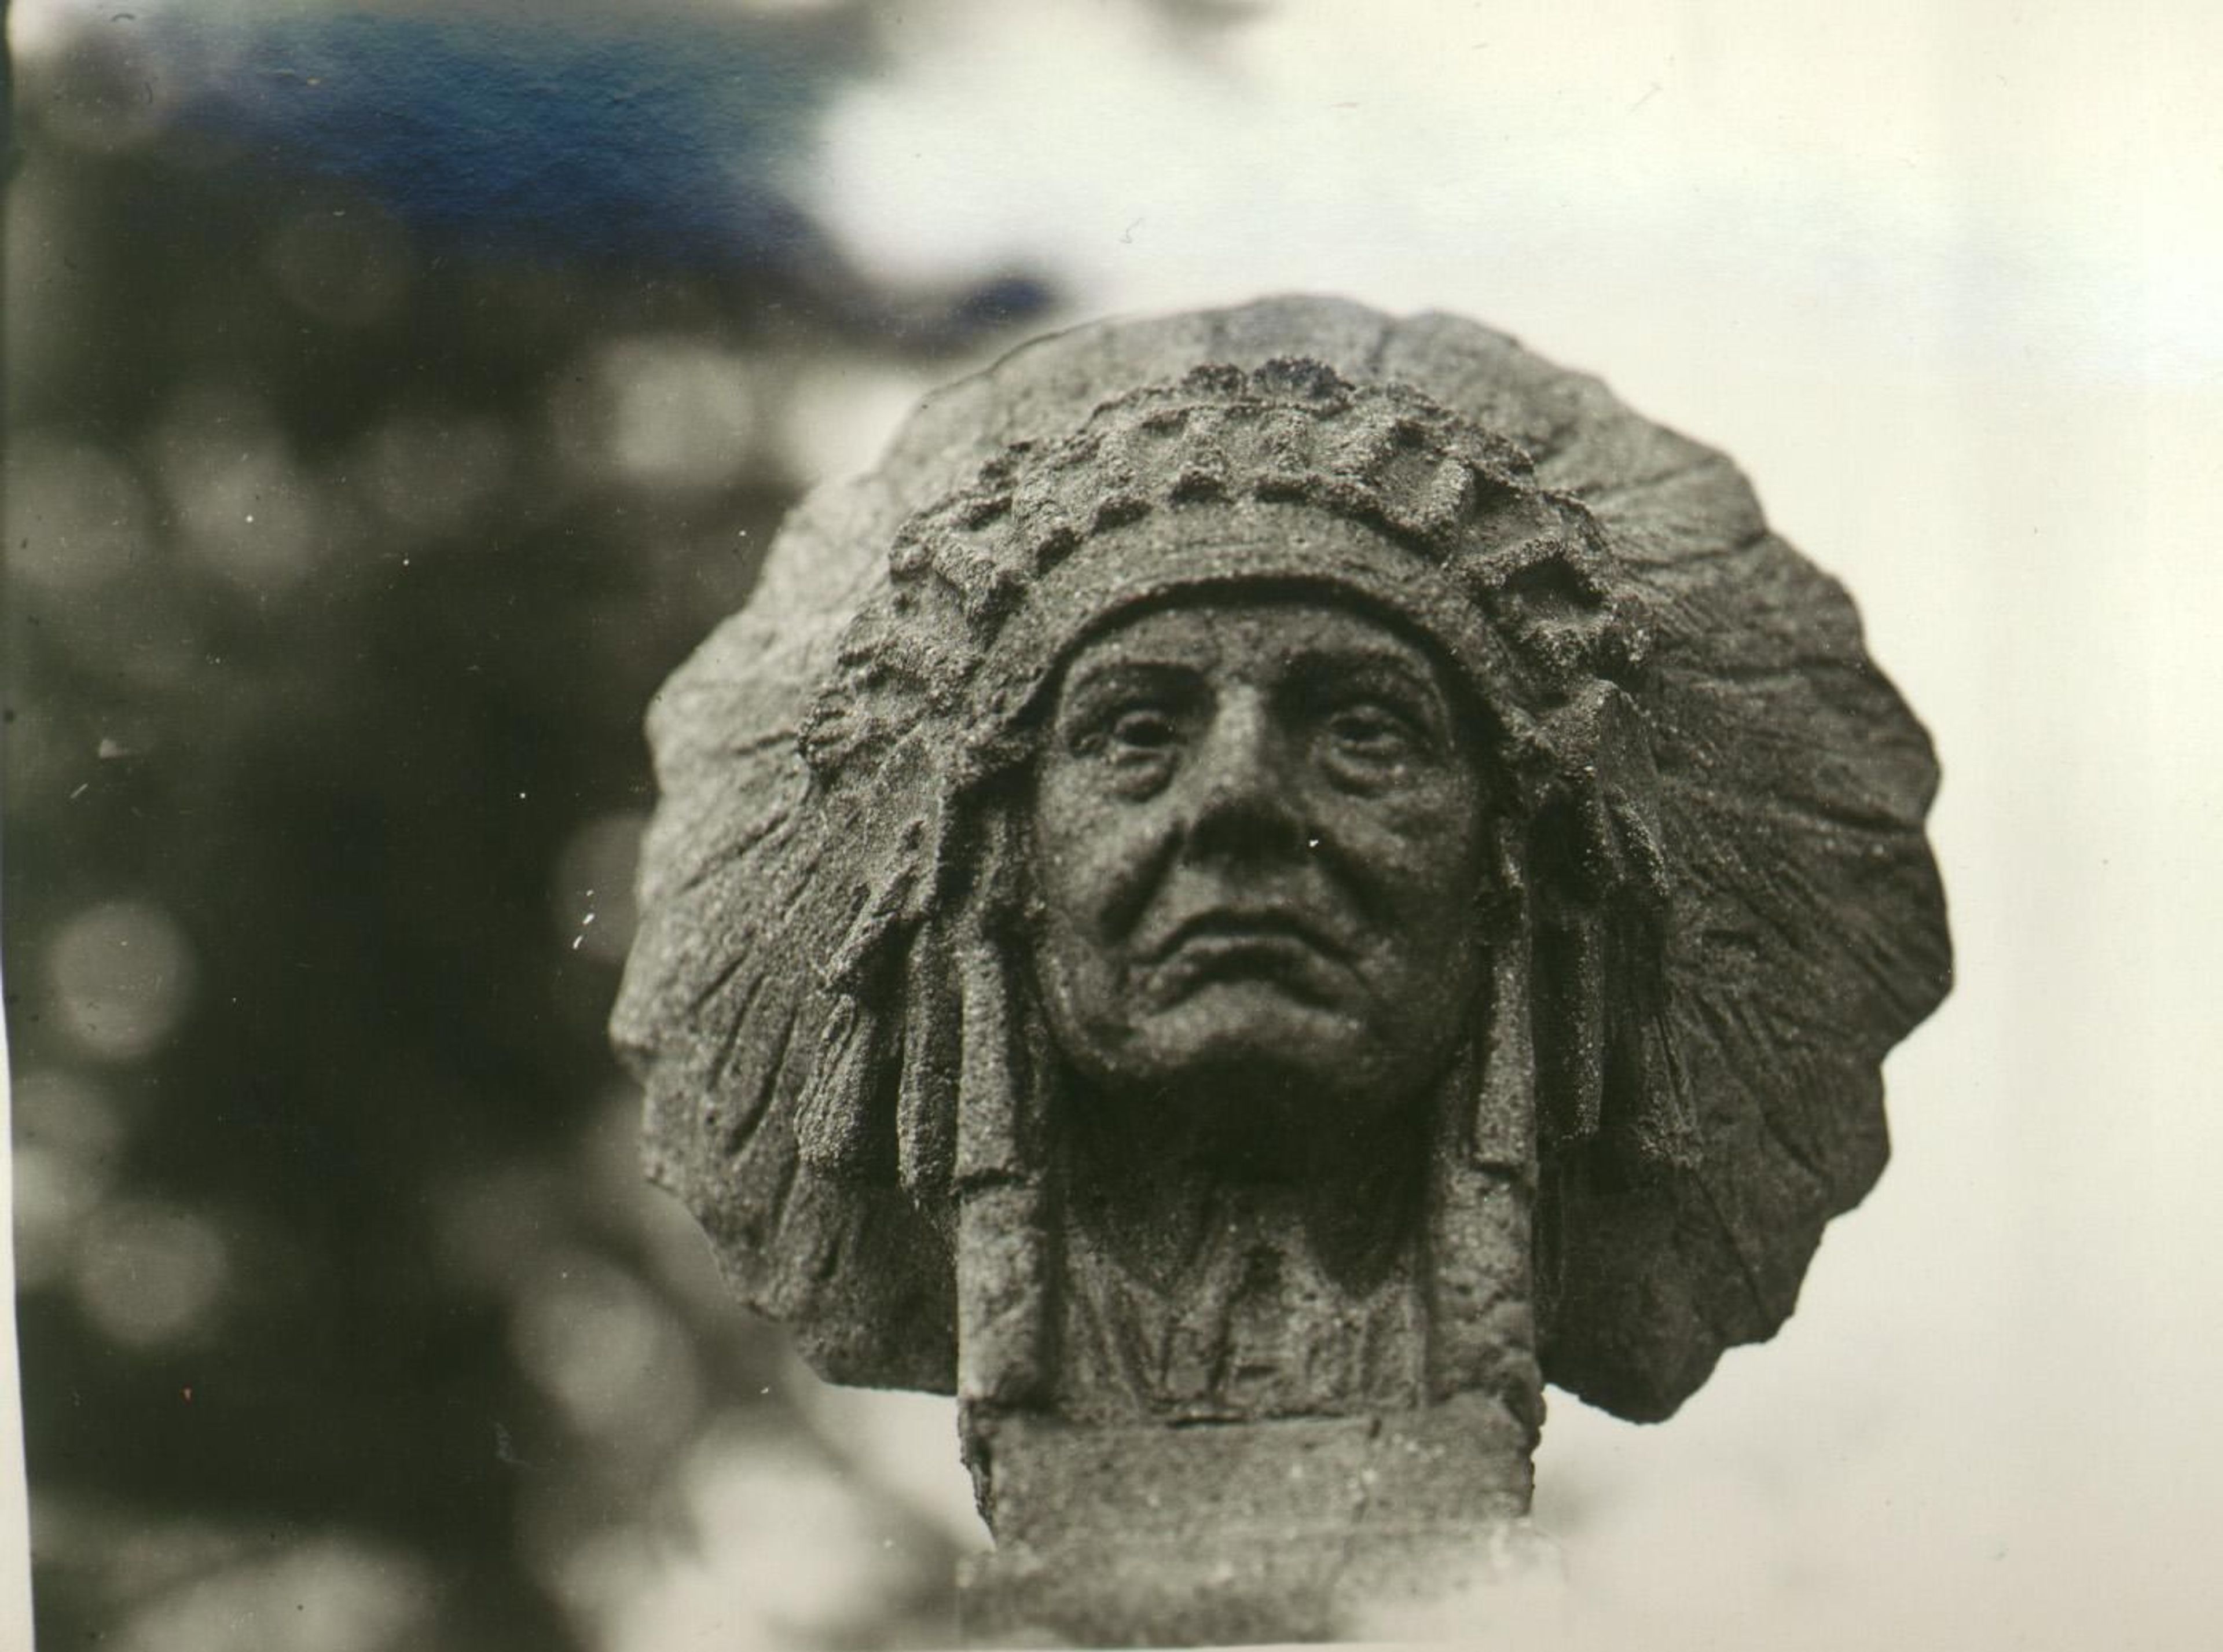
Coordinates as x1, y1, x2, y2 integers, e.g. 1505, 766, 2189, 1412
960, 1398, 1536, 1646
610, 296, 1951, 1640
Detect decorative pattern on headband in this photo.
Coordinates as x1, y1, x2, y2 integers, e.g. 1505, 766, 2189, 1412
803, 360, 1649, 789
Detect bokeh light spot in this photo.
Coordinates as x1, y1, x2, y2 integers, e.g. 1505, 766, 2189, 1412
597, 1424, 947, 1651
779, 355, 939, 484
21, 16, 178, 155
74, 1199, 230, 1350
791, 1375, 989, 1549
47, 898, 197, 1062
150, 387, 324, 592
12, 1069, 127, 1289
586, 337, 763, 489
509, 1254, 702, 1452
111, 1534, 435, 1652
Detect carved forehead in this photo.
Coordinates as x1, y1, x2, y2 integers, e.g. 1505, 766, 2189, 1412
1050, 592, 1463, 707
981, 505, 1507, 728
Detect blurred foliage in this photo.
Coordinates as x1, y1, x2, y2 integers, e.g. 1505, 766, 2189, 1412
3, 4, 1059, 1647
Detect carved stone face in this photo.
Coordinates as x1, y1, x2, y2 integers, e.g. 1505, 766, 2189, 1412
1026, 592, 1492, 1150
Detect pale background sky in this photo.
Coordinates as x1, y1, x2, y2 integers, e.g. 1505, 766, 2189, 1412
9, 0, 2220, 1647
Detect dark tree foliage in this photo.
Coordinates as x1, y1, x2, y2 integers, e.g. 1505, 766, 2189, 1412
5, 7, 1050, 1647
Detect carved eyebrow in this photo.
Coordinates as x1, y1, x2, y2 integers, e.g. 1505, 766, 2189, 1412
1051, 659, 1202, 727
1058, 655, 1197, 697
1278, 648, 1461, 757
1282, 647, 1449, 705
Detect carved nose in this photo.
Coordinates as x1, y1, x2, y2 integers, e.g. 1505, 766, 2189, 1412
1183, 692, 1307, 861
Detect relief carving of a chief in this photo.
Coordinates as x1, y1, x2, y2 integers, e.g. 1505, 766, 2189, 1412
612, 297, 1951, 1643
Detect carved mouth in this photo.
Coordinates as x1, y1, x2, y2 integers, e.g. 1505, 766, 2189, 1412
1147, 911, 1351, 967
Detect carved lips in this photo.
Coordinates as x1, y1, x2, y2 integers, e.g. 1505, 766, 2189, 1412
1138, 906, 1356, 1006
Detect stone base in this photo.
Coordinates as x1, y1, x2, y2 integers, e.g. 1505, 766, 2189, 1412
959, 1397, 1543, 1647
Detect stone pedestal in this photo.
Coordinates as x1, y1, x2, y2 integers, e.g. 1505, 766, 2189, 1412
959, 1396, 1538, 1647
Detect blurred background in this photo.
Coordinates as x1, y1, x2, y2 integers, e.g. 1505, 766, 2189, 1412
7, 2, 2222, 1649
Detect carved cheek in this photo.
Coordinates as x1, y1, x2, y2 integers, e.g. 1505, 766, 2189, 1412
1031, 765, 1183, 960
1312, 771, 1483, 923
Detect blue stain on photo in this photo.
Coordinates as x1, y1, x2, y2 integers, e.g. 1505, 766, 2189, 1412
28, 1, 1055, 342
159, 6, 854, 275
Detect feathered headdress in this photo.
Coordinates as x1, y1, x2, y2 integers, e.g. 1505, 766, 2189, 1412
611, 299, 1950, 1420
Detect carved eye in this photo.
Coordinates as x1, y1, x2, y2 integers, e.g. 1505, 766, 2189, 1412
1320, 700, 1422, 768
1105, 706, 1182, 754
1069, 699, 1186, 780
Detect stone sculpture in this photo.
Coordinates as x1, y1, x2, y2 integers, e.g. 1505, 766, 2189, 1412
611, 297, 1952, 1644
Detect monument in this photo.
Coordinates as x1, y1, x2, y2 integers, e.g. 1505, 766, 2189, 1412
611, 298, 1952, 1644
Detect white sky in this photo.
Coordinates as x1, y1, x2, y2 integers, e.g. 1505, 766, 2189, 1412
810, 0, 2222, 383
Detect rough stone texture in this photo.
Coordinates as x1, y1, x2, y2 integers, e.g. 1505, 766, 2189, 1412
959, 1398, 1536, 1647
610, 296, 1953, 1642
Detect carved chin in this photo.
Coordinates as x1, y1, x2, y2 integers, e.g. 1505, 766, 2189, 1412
1074, 985, 1436, 1126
